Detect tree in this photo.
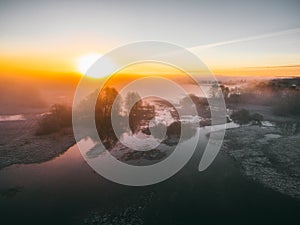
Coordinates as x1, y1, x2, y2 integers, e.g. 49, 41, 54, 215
95, 87, 121, 148
180, 94, 209, 117
220, 85, 230, 99
96, 87, 120, 119
209, 83, 220, 98
124, 92, 142, 116
36, 104, 72, 135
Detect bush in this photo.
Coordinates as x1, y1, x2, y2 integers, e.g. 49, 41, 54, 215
166, 121, 181, 137
250, 113, 263, 125
231, 109, 264, 125
251, 113, 263, 121
231, 109, 251, 125
273, 94, 300, 116
36, 104, 72, 135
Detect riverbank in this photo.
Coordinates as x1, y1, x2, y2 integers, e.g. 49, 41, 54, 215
228, 103, 300, 122
0, 115, 75, 169
222, 124, 300, 200
1, 116, 299, 225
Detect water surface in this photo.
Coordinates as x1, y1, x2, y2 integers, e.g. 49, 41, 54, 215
0, 115, 26, 122
0, 134, 299, 225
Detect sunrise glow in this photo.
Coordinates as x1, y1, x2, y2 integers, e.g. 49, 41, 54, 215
76, 53, 102, 75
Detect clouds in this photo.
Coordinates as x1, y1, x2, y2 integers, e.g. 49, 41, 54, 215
190, 28, 300, 51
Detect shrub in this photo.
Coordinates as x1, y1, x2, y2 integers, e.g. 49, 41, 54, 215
231, 109, 264, 125
273, 94, 300, 116
251, 113, 263, 122
231, 109, 251, 125
250, 113, 263, 125
166, 121, 181, 137
36, 104, 72, 135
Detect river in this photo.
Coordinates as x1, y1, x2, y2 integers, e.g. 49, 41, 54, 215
0, 129, 299, 225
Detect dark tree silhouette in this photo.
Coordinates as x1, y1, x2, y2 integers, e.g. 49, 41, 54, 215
125, 92, 142, 116
36, 104, 72, 135
95, 87, 121, 149
180, 94, 210, 118
124, 92, 155, 133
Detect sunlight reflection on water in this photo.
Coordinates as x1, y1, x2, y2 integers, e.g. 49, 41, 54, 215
0, 114, 26, 121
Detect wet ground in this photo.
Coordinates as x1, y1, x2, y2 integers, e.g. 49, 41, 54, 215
222, 124, 300, 200
0, 128, 299, 225
0, 116, 75, 169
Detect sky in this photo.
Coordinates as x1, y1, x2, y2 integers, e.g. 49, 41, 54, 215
0, 0, 300, 77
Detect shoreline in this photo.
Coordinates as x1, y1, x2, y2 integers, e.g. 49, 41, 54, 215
0, 116, 75, 170
222, 124, 300, 200
1, 105, 299, 202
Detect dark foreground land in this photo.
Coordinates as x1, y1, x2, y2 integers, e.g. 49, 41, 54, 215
0, 104, 299, 225
222, 125, 300, 200
0, 116, 75, 169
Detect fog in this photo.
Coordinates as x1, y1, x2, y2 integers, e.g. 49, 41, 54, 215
0, 76, 77, 114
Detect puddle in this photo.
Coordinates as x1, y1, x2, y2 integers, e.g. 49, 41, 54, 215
265, 133, 282, 139
0, 115, 26, 121
261, 121, 274, 127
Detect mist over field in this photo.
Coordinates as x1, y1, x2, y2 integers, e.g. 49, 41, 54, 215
0, 75, 78, 114
1, 0, 300, 224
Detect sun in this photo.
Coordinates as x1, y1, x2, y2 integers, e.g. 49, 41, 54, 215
76, 53, 117, 78
77, 53, 102, 75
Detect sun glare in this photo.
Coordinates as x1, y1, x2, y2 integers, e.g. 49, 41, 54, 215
76, 53, 118, 78
77, 53, 102, 75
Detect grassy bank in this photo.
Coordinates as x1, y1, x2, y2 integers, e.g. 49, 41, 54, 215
0, 116, 75, 169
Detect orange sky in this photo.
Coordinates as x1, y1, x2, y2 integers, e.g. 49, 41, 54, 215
211, 65, 300, 78
1, 0, 300, 81
1, 29, 299, 80
1, 51, 300, 81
